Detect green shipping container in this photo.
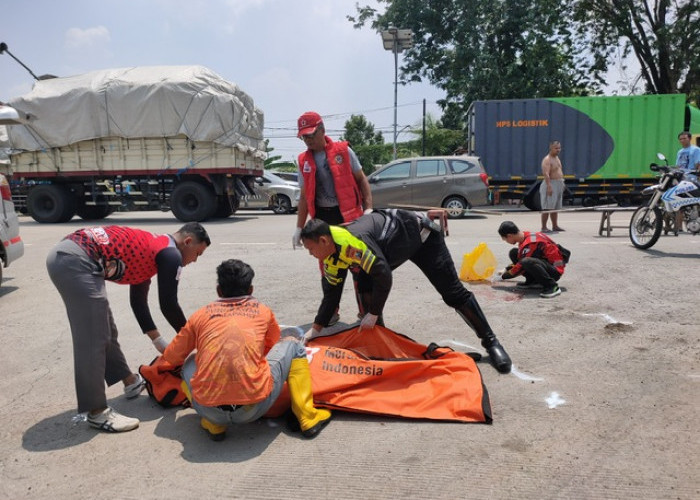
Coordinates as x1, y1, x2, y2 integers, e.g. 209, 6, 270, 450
467, 94, 699, 203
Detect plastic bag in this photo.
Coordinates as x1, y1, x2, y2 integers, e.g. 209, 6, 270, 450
459, 242, 497, 282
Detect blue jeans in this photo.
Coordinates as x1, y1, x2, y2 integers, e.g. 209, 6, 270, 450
182, 338, 305, 426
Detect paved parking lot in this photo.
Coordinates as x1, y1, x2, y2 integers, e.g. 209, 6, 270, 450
1, 208, 698, 499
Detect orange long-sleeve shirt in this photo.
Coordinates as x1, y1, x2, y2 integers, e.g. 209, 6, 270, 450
161, 296, 281, 406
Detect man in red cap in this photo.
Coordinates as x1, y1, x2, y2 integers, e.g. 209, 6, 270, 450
292, 111, 373, 326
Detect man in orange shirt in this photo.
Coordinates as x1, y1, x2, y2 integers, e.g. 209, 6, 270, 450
161, 259, 330, 441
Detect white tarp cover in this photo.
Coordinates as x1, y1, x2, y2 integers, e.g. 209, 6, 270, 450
2, 65, 265, 154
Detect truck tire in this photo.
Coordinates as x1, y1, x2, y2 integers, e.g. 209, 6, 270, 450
76, 203, 115, 221
27, 185, 77, 223
171, 181, 217, 222
212, 194, 237, 218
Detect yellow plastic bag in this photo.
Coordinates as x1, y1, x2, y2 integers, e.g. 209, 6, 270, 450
459, 242, 497, 282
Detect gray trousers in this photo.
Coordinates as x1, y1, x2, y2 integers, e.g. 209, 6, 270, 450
182, 338, 306, 426
46, 239, 132, 413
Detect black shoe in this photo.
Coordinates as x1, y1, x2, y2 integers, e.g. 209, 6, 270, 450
486, 341, 512, 374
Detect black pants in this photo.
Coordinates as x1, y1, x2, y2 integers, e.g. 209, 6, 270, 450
356, 230, 473, 309
508, 248, 560, 288
314, 205, 359, 325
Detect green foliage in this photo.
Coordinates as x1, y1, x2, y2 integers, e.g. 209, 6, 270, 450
340, 114, 392, 173
572, 0, 700, 100
265, 160, 297, 172
263, 139, 282, 168
349, 0, 598, 125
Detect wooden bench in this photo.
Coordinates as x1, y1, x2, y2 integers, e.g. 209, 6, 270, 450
594, 207, 638, 237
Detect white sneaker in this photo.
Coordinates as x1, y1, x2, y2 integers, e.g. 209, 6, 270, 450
124, 373, 146, 399
87, 407, 139, 432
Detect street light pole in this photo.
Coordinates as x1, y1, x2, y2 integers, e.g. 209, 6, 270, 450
393, 45, 398, 160
381, 28, 413, 160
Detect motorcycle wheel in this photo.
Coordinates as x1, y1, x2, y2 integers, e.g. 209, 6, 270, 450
629, 205, 663, 249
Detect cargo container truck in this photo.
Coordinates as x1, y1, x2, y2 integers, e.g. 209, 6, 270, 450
466, 95, 700, 206
0, 65, 265, 222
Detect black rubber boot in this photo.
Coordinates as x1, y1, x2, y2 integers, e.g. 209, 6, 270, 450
455, 295, 512, 374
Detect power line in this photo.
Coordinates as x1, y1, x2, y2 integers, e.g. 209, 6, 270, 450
264, 99, 439, 125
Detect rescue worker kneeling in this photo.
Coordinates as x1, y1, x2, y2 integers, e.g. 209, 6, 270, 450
300, 209, 512, 374
161, 259, 331, 441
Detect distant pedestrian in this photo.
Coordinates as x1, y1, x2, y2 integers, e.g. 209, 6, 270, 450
497, 220, 566, 298
540, 141, 565, 232
673, 131, 700, 233
46, 223, 210, 432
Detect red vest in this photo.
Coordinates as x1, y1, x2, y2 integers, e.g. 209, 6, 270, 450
514, 231, 566, 274
298, 137, 364, 222
66, 226, 171, 284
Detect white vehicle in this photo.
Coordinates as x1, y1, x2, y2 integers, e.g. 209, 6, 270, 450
0, 173, 24, 286
240, 172, 300, 214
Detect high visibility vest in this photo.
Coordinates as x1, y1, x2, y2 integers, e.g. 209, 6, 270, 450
299, 137, 364, 222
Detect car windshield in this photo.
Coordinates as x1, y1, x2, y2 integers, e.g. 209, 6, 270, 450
263, 173, 287, 184
270, 172, 298, 183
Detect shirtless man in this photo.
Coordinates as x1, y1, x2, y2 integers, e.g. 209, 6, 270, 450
540, 141, 565, 232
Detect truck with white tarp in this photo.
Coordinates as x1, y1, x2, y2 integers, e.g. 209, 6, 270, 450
0, 65, 265, 222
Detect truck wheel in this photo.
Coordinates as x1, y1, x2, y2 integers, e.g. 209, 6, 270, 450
213, 195, 234, 218
76, 203, 114, 221
442, 196, 468, 219
27, 185, 77, 223
171, 181, 217, 222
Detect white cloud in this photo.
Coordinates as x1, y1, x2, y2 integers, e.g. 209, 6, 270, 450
64, 26, 111, 49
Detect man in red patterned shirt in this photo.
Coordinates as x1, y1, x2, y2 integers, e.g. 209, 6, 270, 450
46, 222, 210, 432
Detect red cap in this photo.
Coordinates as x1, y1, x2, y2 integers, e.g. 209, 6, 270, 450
297, 111, 323, 137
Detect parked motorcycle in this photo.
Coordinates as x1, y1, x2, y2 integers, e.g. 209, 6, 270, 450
629, 154, 700, 249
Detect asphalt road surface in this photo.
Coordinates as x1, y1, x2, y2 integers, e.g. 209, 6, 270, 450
1, 208, 698, 499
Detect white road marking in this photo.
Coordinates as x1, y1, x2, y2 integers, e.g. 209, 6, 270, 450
546, 391, 566, 409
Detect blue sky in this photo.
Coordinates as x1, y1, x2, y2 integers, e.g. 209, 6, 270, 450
0, 0, 446, 162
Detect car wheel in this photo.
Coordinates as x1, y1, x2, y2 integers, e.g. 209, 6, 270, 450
442, 196, 468, 219
271, 194, 292, 214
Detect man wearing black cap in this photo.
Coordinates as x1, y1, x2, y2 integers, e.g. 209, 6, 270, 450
292, 111, 373, 325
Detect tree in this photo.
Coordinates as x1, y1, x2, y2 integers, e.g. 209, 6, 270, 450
396, 113, 464, 156
573, 0, 700, 102
263, 139, 282, 169
349, 0, 598, 124
340, 114, 392, 172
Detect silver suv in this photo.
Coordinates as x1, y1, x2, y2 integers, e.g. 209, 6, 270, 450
367, 155, 490, 218
240, 172, 300, 214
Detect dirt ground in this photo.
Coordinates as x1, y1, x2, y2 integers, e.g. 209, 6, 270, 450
0, 208, 698, 499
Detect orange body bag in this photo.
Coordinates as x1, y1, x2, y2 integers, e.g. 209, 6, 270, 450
267, 326, 492, 424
